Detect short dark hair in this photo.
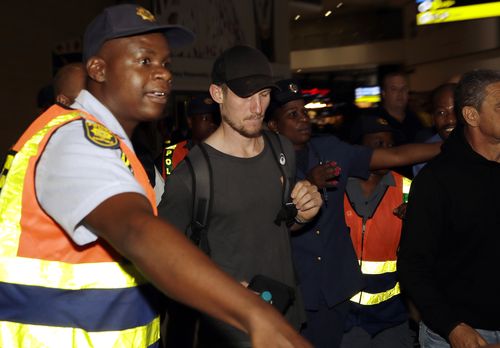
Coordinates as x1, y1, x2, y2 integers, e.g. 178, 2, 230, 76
430, 82, 457, 111
455, 69, 500, 123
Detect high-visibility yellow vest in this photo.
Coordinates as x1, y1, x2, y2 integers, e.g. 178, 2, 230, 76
0, 105, 161, 348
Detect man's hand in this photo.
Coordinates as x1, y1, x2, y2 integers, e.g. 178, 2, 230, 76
306, 161, 341, 189
248, 305, 313, 348
449, 323, 488, 348
291, 180, 322, 223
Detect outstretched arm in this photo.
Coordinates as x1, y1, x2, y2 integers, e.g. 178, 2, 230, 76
370, 142, 441, 170
84, 192, 312, 348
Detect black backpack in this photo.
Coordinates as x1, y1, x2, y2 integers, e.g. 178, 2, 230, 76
184, 130, 296, 255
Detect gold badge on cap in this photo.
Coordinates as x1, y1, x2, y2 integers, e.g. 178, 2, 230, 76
82, 119, 120, 149
377, 118, 389, 126
288, 83, 299, 94
136, 7, 156, 22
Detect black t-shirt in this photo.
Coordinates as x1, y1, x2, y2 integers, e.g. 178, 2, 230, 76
158, 135, 305, 328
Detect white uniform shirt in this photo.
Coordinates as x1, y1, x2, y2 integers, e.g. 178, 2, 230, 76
35, 90, 146, 245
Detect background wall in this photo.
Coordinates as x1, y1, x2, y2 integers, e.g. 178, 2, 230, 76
0, 0, 115, 156
0, 0, 291, 156
291, 2, 500, 91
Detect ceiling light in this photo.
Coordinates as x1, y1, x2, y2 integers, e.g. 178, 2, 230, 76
294, 14, 301, 20
305, 101, 327, 109
337, 2, 343, 8
324, 10, 332, 17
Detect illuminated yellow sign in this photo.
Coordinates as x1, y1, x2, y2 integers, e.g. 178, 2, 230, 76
417, 1, 500, 25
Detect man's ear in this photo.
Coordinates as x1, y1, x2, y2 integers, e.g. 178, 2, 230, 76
55, 94, 71, 107
186, 116, 193, 130
209, 84, 223, 104
86, 57, 106, 83
462, 106, 479, 127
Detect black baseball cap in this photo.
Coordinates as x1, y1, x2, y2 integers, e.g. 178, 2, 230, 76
83, 4, 195, 62
211, 45, 278, 98
350, 115, 396, 144
187, 93, 218, 116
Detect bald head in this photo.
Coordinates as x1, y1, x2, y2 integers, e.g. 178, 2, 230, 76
53, 63, 86, 106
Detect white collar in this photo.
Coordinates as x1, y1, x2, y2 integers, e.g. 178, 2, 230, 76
71, 90, 133, 150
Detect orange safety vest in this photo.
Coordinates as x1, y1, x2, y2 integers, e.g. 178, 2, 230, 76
344, 172, 411, 306
0, 105, 160, 347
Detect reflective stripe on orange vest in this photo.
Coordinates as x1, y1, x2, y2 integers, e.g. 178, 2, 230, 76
350, 282, 401, 305
358, 260, 397, 274
0, 318, 160, 348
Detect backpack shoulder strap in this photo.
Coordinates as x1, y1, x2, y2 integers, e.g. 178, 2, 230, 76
262, 130, 294, 204
262, 131, 298, 226
184, 143, 212, 255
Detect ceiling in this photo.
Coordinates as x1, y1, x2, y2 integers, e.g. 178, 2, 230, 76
289, 0, 410, 20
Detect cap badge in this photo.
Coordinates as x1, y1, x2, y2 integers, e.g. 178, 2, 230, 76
82, 119, 119, 149
288, 83, 299, 94
377, 118, 389, 126
136, 7, 156, 22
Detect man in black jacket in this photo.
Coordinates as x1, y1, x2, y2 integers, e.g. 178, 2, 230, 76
398, 69, 500, 348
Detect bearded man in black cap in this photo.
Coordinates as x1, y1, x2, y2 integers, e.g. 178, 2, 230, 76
159, 45, 322, 347
0, 6, 312, 348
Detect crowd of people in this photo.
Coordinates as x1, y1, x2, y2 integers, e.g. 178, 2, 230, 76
0, 3, 498, 348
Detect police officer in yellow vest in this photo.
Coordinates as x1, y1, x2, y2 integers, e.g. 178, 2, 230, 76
341, 115, 413, 348
0, 5, 312, 348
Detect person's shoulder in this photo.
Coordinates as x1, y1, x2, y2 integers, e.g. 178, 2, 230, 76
276, 132, 294, 150
411, 154, 448, 188
262, 130, 294, 155
372, 105, 389, 117
52, 118, 123, 154
169, 157, 190, 177
49, 118, 89, 146
164, 159, 193, 196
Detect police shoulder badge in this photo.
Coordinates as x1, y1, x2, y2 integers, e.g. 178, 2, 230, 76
82, 119, 119, 149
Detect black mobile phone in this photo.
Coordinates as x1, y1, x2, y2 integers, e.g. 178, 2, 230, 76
248, 274, 295, 313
